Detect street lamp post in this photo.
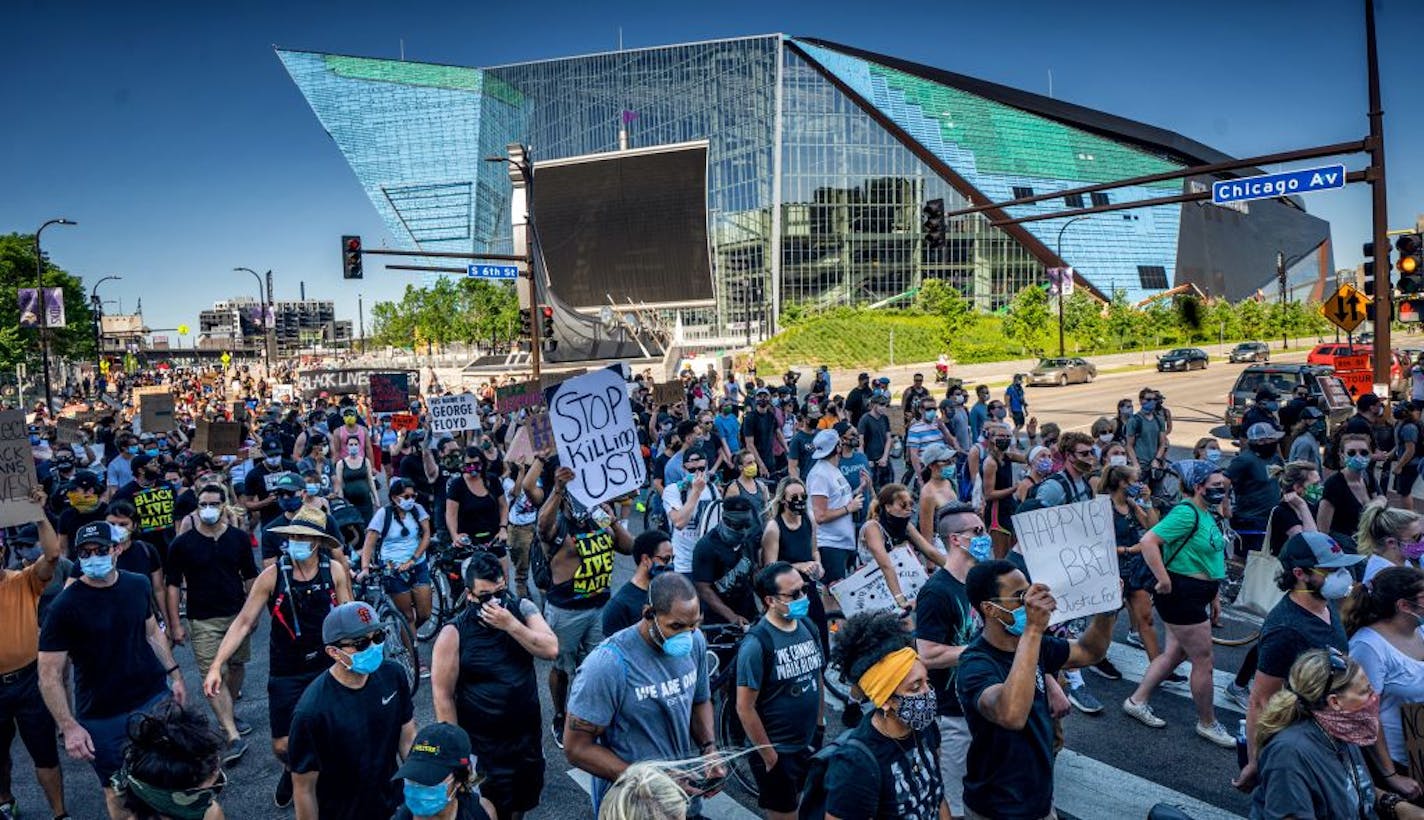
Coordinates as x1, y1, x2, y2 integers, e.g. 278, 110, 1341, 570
90, 275, 121, 395
34, 218, 77, 414
1054, 215, 1092, 357
233, 267, 271, 374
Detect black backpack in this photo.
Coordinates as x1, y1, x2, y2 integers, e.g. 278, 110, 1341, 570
797, 728, 879, 820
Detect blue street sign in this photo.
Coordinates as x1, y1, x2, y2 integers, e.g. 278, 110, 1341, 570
466, 264, 519, 280
1212, 164, 1346, 205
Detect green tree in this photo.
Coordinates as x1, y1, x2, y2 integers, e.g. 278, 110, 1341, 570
916, 278, 974, 352
1202, 299, 1240, 345
1104, 289, 1138, 350
0, 233, 96, 369
1062, 290, 1106, 351
368, 278, 519, 350
1235, 299, 1267, 342
1002, 285, 1053, 356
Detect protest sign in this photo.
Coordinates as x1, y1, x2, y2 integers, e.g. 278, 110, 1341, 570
295, 368, 415, 399
193, 420, 245, 456
506, 424, 533, 464
132, 485, 176, 533
1012, 495, 1119, 625
538, 369, 587, 392
1402, 703, 1424, 783
495, 381, 542, 414
652, 381, 685, 407
138, 390, 176, 433
55, 416, 85, 445
429, 394, 479, 434
528, 412, 554, 452
543, 366, 645, 507
828, 546, 929, 618
0, 410, 44, 527
370, 373, 410, 414
391, 412, 419, 432
272, 384, 294, 403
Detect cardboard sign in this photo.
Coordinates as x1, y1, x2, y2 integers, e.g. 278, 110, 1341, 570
1013, 496, 1120, 625
194, 420, 245, 456
0, 410, 43, 527
132, 485, 176, 533
496, 381, 543, 414
272, 384, 294, 403
652, 381, 685, 407
538, 369, 587, 392
505, 424, 533, 464
528, 412, 555, 453
55, 416, 85, 445
828, 546, 930, 617
369, 373, 410, 414
139, 391, 176, 433
1319, 375, 1353, 412
1401, 702, 1424, 784
428, 393, 479, 434
391, 412, 420, 432
543, 366, 645, 507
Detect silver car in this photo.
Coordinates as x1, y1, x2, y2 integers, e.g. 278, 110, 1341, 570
1027, 357, 1097, 387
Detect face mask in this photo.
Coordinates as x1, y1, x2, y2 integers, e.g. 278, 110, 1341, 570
1202, 487, 1228, 506
880, 510, 911, 541
785, 597, 810, 620
785, 498, 806, 513
1204, 449, 1223, 464
1302, 483, 1324, 504
1250, 443, 1278, 457
719, 515, 757, 543
655, 620, 695, 657
650, 563, 675, 577
127, 445, 140, 455
1314, 691, 1381, 747
286, 540, 314, 562
922, 410, 937, 421
742, 464, 758, 479
892, 689, 938, 732
1097, 433, 1114, 443
342, 642, 384, 675
278, 496, 303, 513
1262, 401, 1280, 412
1033, 458, 1054, 474
347, 443, 361, 455
939, 465, 956, 482
403, 780, 451, 816
265, 456, 281, 467
964, 534, 993, 562
398, 498, 417, 512
1108, 454, 1128, 467
198, 507, 221, 525
1346, 455, 1371, 473
80, 553, 114, 579
344, 417, 358, 428
146, 448, 161, 458
1402, 539, 1424, 561
1125, 483, 1144, 498
305, 483, 322, 495
992, 602, 1027, 636
110, 524, 130, 543
28, 434, 41, 446
68, 492, 99, 513
1318, 568, 1354, 600
118, 769, 224, 820
992, 409, 1008, 421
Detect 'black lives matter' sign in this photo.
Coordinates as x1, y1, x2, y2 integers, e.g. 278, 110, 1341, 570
0, 410, 43, 527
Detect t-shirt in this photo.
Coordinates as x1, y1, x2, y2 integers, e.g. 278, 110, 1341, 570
1322, 471, 1378, 540
1266, 501, 1313, 558
1288, 432, 1322, 472
544, 516, 617, 610
1250, 720, 1373, 820
1126, 412, 1164, 466
566, 623, 709, 802
1226, 451, 1280, 527
1032, 470, 1093, 508
856, 412, 890, 462
662, 482, 718, 573
968, 402, 990, 441
106, 455, 134, 489
0, 565, 46, 674
1350, 626, 1424, 764
57, 504, 109, 556
601, 579, 648, 637
1257, 596, 1348, 679
446, 479, 501, 540
824, 716, 944, 820
1150, 503, 1226, 579
957, 634, 1070, 820
367, 505, 430, 566
38, 572, 168, 719
713, 414, 740, 454
806, 459, 855, 551
165, 525, 259, 622
836, 452, 872, 519
788, 429, 818, 475
242, 459, 302, 526
288, 662, 414, 820
905, 421, 946, 461
735, 620, 822, 750
915, 567, 983, 717
742, 409, 779, 466
691, 528, 759, 624
397, 452, 435, 508
1362, 554, 1407, 583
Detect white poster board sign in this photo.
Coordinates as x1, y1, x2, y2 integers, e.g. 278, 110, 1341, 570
543, 365, 646, 508
428, 393, 479, 435
1012, 495, 1120, 625
828, 546, 930, 618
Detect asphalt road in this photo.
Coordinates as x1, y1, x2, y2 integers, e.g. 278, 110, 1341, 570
7, 354, 1300, 819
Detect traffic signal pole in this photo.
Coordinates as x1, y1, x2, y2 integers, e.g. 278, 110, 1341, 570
1364, 0, 1391, 391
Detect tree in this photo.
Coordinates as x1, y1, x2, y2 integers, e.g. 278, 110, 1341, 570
1105, 289, 1138, 350
1002, 285, 1053, 356
368, 278, 519, 350
916, 279, 974, 352
1062, 290, 1106, 351
1235, 298, 1267, 342
0, 233, 95, 370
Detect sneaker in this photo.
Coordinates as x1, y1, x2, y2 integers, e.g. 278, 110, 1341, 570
1122, 697, 1167, 728
1196, 721, 1237, 748
1089, 658, 1123, 681
1224, 682, 1250, 711
1066, 684, 1104, 714
274, 769, 294, 809
420, 668, 432, 680
234, 716, 253, 736
221, 737, 248, 766
551, 715, 566, 750
1164, 672, 1188, 686
1125, 631, 1145, 650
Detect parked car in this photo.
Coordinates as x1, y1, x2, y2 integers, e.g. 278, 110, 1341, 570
1027, 357, 1097, 387
1157, 348, 1209, 372
1358, 332, 1375, 346
1225, 364, 1352, 437
1228, 341, 1270, 363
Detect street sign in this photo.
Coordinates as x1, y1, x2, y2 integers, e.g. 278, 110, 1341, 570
1321, 283, 1371, 334
1212, 164, 1346, 206
467, 264, 518, 281
220, 352, 231, 366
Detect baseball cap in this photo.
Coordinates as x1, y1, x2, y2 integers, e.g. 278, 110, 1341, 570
921, 442, 955, 466
1280, 531, 1364, 571
262, 436, 284, 455
272, 473, 304, 493
74, 521, 115, 549
321, 601, 382, 645
1255, 387, 1280, 402
754, 387, 771, 398
857, 372, 870, 381
1301, 406, 1326, 420
1246, 423, 1283, 443
130, 454, 154, 472
871, 393, 891, 406
810, 429, 840, 459
69, 472, 101, 492
392, 723, 474, 787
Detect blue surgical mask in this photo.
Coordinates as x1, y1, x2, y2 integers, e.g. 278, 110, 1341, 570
1263, 401, 1280, 412
145, 448, 160, 458
1141, 401, 1157, 412
127, 445, 140, 455
1347, 455, 1371, 473
939, 465, 955, 482
80, 554, 114, 579
286, 541, 314, 562
345, 642, 384, 675
786, 597, 810, 620
995, 602, 1028, 636
1205, 449, 1222, 464
305, 483, 322, 495
965, 534, 993, 562
402, 780, 450, 816
923, 410, 937, 421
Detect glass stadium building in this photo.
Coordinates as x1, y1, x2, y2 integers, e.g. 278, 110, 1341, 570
278, 35, 1332, 342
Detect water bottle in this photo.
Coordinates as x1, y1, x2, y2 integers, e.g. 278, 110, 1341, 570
1235, 719, 1249, 769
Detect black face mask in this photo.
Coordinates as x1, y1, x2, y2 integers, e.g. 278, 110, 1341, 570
1250, 443, 1278, 457
879, 510, 911, 541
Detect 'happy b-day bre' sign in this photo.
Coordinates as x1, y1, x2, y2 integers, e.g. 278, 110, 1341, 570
1013, 496, 1120, 625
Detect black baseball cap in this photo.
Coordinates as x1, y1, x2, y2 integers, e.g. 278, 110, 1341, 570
130, 454, 154, 472
392, 722, 473, 786
262, 436, 284, 455
74, 521, 115, 549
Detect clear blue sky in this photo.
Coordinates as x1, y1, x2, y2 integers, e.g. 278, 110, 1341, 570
3, 0, 1421, 331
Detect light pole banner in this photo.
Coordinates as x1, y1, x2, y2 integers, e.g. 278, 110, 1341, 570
44, 288, 66, 328
21, 288, 66, 328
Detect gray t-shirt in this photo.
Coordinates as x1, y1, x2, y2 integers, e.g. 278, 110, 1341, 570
1126, 412, 1164, 466
567, 623, 710, 804
1251, 720, 1373, 820
807, 460, 855, 551
735, 620, 823, 751
1288, 432, 1322, 472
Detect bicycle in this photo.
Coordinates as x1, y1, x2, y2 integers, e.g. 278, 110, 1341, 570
353, 563, 422, 695
703, 622, 758, 798
416, 535, 489, 642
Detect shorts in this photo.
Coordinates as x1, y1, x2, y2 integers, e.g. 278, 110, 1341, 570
749, 747, 813, 813
1011, 411, 1026, 428
268, 671, 323, 739
0, 663, 59, 769
545, 603, 604, 674
1151, 573, 1220, 626
819, 548, 856, 585
471, 728, 545, 816
1122, 555, 1155, 594
382, 559, 431, 595
189, 615, 251, 676
79, 691, 170, 785
937, 714, 970, 817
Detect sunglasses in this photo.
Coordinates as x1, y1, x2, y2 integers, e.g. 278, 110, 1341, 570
775, 586, 808, 601
275, 491, 298, 499
77, 544, 111, 558
337, 631, 387, 652
1344, 450, 1370, 457
399, 494, 418, 501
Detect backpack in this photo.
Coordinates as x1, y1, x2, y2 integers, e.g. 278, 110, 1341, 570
1020, 470, 1094, 515
1129, 502, 1204, 590
797, 728, 880, 820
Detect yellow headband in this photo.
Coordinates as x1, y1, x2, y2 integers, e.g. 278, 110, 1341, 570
857, 646, 918, 708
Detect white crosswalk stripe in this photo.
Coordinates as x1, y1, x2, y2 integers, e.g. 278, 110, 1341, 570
1055, 749, 1245, 820
567, 767, 760, 820
1105, 640, 1246, 715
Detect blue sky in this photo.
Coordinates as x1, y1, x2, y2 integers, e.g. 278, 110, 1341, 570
3, 0, 1421, 331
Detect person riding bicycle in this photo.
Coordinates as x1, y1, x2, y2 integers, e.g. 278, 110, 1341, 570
692, 494, 763, 627
359, 478, 433, 637
445, 446, 510, 579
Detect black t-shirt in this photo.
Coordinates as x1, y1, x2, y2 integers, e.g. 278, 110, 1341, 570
857, 412, 890, 461
288, 662, 414, 820
736, 619, 822, 750
691, 528, 758, 624
397, 452, 434, 507
1258, 596, 1348, 679
957, 633, 1070, 820
57, 504, 110, 558
243, 459, 301, 526
38, 572, 168, 719
845, 386, 872, 425
914, 568, 982, 717
742, 409, 779, 466
601, 579, 648, 637
1225, 450, 1280, 527
824, 715, 943, 820
173, 487, 198, 523
446, 478, 501, 540
260, 511, 342, 562
1322, 471, 1378, 540
1266, 501, 1314, 557
165, 525, 259, 621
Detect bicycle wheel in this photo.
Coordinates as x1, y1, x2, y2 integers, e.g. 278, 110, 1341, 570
822, 612, 853, 705
417, 570, 451, 643
714, 685, 759, 798
379, 603, 422, 695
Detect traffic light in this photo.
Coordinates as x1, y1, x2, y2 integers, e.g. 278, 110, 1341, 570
921, 199, 946, 249
1397, 233, 1424, 294
518, 308, 532, 338
342, 235, 363, 280
1363, 240, 1390, 296
540, 305, 557, 353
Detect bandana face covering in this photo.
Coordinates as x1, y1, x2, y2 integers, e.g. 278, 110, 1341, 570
112, 767, 226, 820
1314, 691, 1381, 746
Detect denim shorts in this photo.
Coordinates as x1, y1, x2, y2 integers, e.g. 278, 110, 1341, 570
382, 559, 431, 595
82, 691, 170, 785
